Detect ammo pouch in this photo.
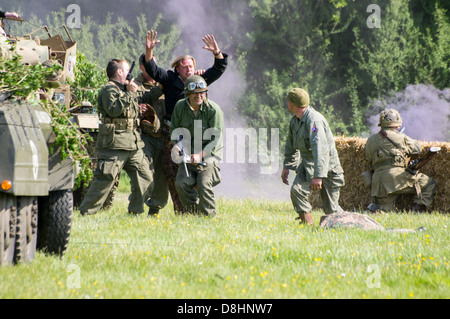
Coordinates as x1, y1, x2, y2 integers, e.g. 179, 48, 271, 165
98, 123, 115, 149
102, 117, 140, 130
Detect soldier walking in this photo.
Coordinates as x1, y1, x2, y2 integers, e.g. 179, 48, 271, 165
79, 59, 162, 215
281, 88, 345, 226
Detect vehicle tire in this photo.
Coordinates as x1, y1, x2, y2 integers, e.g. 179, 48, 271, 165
37, 190, 73, 255
0, 193, 17, 266
14, 196, 38, 263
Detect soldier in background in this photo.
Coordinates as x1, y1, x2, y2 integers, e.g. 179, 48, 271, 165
365, 109, 436, 213
135, 60, 185, 215
79, 59, 162, 216
281, 88, 345, 226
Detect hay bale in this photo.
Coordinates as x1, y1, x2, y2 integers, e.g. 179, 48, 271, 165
310, 136, 449, 213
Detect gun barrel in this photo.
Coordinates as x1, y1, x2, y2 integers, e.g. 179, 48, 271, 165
408, 147, 440, 171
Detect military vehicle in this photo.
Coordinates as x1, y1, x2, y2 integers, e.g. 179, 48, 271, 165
0, 19, 78, 265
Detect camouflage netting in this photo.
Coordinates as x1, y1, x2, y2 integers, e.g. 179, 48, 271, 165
310, 136, 450, 213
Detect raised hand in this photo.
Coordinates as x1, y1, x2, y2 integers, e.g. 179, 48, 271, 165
202, 34, 223, 58
145, 30, 160, 62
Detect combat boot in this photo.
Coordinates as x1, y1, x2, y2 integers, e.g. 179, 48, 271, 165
296, 211, 313, 226
411, 203, 428, 213
148, 207, 160, 217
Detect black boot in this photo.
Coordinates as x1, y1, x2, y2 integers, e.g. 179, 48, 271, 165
148, 207, 160, 217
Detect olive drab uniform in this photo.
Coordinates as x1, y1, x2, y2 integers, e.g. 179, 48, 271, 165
79, 80, 162, 215
135, 73, 185, 214
170, 97, 224, 216
284, 106, 345, 216
365, 128, 436, 211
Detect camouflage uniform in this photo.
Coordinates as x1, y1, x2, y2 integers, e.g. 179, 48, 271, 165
284, 102, 344, 218
365, 110, 436, 212
79, 80, 161, 215
170, 85, 224, 216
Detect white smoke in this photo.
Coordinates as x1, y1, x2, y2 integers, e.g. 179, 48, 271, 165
162, 0, 290, 200
367, 84, 450, 142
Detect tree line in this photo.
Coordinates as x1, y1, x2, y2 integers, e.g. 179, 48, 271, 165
5, 0, 449, 144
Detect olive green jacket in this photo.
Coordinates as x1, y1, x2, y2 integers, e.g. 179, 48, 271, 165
170, 98, 224, 161
365, 128, 422, 197
97, 80, 162, 151
283, 107, 343, 179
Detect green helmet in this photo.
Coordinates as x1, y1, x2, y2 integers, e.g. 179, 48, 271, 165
378, 109, 402, 128
184, 75, 208, 95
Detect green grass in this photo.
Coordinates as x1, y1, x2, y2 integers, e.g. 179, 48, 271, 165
0, 176, 448, 299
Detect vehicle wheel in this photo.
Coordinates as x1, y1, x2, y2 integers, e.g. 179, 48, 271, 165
0, 193, 17, 266
14, 196, 38, 263
37, 190, 73, 255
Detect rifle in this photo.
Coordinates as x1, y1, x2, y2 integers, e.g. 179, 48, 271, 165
126, 61, 135, 81
407, 147, 441, 171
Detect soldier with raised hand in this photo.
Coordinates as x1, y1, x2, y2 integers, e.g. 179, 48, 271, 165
365, 109, 436, 213
138, 30, 227, 216
141, 30, 227, 119
170, 75, 224, 217
79, 59, 162, 216
281, 88, 345, 226
134, 59, 176, 216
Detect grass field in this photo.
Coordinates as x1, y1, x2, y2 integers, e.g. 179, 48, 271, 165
0, 176, 448, 300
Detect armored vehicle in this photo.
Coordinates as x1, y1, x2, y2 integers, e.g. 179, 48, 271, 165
0, 20, 78, 265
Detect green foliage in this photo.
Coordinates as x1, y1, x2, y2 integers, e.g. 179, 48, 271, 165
0, 52, 93, 189
0, 53, 57, 98
70, 51, 107, 107
4, 0, 449, 140
39, 98, 93, 189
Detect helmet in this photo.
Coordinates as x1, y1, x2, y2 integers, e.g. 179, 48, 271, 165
184, 75, 208, 95
378, 109, 402, 128
287, 88, 309, 108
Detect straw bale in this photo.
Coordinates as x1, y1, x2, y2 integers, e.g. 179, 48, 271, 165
310, 136, 449, 213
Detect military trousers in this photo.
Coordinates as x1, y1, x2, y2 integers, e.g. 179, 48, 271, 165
175, 160, 221, 216
142, 134, 169, 210
374, 173, 436, 211
79, 148, 154, 215
290, 165, 344, 215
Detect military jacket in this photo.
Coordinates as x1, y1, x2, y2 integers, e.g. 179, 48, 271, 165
97, 80, 162, 151
135, 74, 166, 128
283, 107, 343, 179
170, 98, 224, 161
365, 128, 422, 197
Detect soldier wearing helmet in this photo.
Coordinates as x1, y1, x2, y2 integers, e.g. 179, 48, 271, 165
281, 88, 345, 226
365, 109, 436, 213
141, 30, 227, 119
139, 30, 227, 216
169, 75, 224, 217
